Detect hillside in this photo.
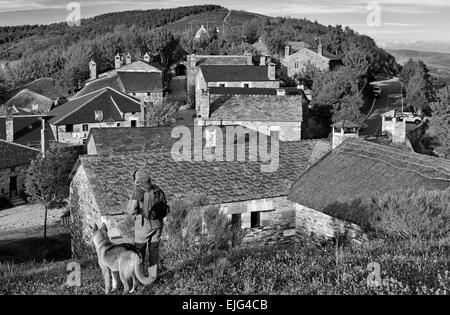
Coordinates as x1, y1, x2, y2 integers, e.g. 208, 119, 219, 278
161, 9, 266, 34
387, 49, 450, 70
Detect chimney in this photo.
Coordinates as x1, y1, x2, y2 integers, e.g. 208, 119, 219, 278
40, 117, 48, 157
5, 115, 13, 142
89, 60, 97, 80
143, 53, 150, 63
199, 88, 210, 118
115, 54, 122, 69
268, 63, 276, 81
332, 120, 360, 149
285, 46, 290, 58
140, 98, 147, 127
382, 110, 406, 144
188, 55, 196, 68
244, 52, 253, 65
318, 41, 323, 56
126, 53, 132, 65
260, 55, 267, 66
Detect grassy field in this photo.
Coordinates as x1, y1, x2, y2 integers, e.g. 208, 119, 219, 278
1, 238, 448, 295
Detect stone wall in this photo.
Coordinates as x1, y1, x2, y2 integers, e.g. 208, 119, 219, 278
295, 204, 368, 245
200, 119, 302, 141
282, 49, 331, 77
70, 166, 102, 258
0, 165, 29, 199
52, 114, 141, 145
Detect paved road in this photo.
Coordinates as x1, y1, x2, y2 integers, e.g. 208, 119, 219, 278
360, 77, 403, 136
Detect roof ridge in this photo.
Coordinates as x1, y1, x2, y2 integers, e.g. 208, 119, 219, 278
106, 87, 141, 105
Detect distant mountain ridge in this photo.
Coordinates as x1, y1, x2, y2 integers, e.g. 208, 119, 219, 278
387, 49, 450, 70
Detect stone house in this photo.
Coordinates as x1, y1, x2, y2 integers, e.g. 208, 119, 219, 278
186, 54, 253, 104
288, 138, 450, 242
47, 87, 142, 145
68, 127, 332, 257
0, 140, 39, 204
282, 43, 341, 78
196, 87, 306, 141
195, 64, 281, 110
78, 54, 164, 104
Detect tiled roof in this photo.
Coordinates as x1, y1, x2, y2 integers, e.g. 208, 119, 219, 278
48, 88, 141, 125
74, 70, 163, 98
285, 47, 340, 61
0, 140, 39, 169
0, 89, 53, 116
286, 41, 311, 51
78, 138, 331, 215
103, 60, 164, 74
88, 127, 178, 155
117, 72, 162, 93
194, 55, 250, 66
74, 76, 124, 98
0, 116, 55, 146
288, 138, 450, 214
200, 65, 275, 82
209, 95, 304, 122
209, 87, 307, 97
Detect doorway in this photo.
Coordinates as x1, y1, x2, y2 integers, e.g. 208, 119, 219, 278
9, 176, 18, 198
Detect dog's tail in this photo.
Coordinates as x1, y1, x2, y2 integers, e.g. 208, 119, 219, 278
133, 254, 157, 286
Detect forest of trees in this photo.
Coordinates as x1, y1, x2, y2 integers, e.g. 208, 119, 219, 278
0, 5, 401, 111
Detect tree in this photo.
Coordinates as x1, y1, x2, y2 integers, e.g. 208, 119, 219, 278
429, 87, 450, 159
401, 59, 434, 114
25, 145, 78, 240
145, 29, 179, 68
145, 97, 181, 127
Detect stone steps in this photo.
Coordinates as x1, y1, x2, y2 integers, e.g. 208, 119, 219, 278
9, 196, 27, 207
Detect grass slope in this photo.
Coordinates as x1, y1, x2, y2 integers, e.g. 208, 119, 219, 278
162, 9, 266, 34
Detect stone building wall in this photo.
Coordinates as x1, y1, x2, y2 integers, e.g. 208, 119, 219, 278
200, 119, 302, 141
282, 49, 331, 78
70, 166, 102, 258
295, 204, 368, 245
0, 165, 29, 199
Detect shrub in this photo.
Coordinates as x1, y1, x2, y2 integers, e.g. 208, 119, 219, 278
164, 194, 244, 251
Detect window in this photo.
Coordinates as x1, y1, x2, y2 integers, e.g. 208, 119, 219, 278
94, 110, 103, 122
251, 210, 274, 228
117, 123, 121, 127
219, 84, 225, 88
231, 214, 242, 228
131, 120, 137, 127
243, 83, 250, 88
82, 124, 88, 132
66, 124, 74, 133
294, 62, 299, 69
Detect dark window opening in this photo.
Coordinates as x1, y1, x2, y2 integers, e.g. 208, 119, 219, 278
131, 120, 137, 127
82, 124, 88, 132
219, 84, 225, 88
66, 124, 73, 133
244, 83, 250, 88
251, 212, 261, 228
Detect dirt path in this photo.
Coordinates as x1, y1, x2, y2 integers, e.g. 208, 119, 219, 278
0, 205, 66, 240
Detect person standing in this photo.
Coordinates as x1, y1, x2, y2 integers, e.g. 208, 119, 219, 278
127, 169, 169, 276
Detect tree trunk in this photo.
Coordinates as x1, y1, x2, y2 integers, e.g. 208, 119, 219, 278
44, 206, 48, 240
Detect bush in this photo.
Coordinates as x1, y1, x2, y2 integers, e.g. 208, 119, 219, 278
333, 188, 450, 244
165, 194, 244, 251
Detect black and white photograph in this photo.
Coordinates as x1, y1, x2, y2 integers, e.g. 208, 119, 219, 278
0, 0, 449, 300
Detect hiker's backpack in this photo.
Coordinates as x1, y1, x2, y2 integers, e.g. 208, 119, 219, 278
141, 185, 170, 220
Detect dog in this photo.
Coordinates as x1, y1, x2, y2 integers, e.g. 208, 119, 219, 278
92, 223, 157, 294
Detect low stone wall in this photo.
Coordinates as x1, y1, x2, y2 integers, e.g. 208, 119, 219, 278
295, 204, 368, 244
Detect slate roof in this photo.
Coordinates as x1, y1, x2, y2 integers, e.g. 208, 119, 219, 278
0, 140, 39, 169
285, 47, 340, 61
77, 139, 331, 215
117, 72, 163, 93
332, 120, 360, 129
74, 70, 163, 98
0, 89, 53, 116
286, 41, 311, 51
209, 95, 304, 122
200, 65, 276, 82
88, 127, 178, 155
103, 60, 164, 74
288, 138, 450, 214
0, 116, 55, 146
194, 55, 250, 67
48, 88, 141, 125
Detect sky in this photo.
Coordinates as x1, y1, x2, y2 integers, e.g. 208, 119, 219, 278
0, 0, 449, 46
